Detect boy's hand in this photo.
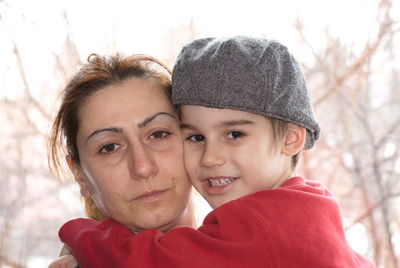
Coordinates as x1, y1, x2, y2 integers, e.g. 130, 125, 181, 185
59, 245, 72, 256
48, 254, 77, 268
48, 245, 78, 268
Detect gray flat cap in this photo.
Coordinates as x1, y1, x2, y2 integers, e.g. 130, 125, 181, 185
172, 36, 320, 149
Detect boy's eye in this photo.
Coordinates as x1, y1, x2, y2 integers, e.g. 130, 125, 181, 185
99, 143, 120, 154
227, 131, 245, 139
149, 131, 170, 140
186, 134, 205, 143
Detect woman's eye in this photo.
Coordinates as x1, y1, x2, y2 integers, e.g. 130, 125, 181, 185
186, 134, 205, 143
150, 130, 170, 140
227, 131, 245, 139
99, 143, 120, 154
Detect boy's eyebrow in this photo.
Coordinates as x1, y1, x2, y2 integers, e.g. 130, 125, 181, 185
86, 112, 176, 143
216, 119, 255, 128
180, 123, 197, 131
180, 119, 254, 130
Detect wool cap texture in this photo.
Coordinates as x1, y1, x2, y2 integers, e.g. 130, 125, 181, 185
171, 35, 320, 149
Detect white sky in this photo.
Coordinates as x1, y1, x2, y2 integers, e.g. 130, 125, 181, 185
2, 0, 399, 100
2, 0, 394, 100
2, 0, 392, 68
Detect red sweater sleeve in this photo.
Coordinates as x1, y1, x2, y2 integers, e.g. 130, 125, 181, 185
59, 177, 376, 268
60, 200, 276, 268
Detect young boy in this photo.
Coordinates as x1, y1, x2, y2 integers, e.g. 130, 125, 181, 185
58, 36, 375, 267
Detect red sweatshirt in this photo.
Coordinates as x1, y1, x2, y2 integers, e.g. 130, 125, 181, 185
59, 177, 375, 268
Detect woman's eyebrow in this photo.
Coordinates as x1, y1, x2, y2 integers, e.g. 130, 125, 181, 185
86, 112, 176, 143
86, 127, 122, 143
138, 112, 177, 128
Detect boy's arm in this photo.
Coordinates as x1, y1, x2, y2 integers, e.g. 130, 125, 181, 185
59, 201, 275, 268
60, 181, 377, 268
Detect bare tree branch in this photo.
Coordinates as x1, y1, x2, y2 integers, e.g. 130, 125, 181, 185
314, 0, 397, 106
0, 14, 51, 121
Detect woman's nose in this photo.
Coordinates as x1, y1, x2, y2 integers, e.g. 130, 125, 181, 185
128, 142, 159, 180
200, 142, 226, 168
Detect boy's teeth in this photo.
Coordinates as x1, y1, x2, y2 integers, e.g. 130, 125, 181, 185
208, 178, 235, 187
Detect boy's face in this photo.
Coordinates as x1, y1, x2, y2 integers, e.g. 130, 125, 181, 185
180, 105, 292, 209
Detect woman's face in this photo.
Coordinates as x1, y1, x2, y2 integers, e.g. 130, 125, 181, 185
69, 78, 192, 233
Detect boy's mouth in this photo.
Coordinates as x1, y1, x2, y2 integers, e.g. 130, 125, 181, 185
207, 177, 236, 187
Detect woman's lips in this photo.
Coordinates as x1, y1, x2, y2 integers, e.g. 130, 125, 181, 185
134, 189, 168, 203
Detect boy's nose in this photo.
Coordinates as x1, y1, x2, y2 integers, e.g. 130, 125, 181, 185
128, 142, 159, 180
200, 142, 226, 168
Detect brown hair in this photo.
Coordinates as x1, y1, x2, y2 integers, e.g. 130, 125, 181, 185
269, 117, 302, 170
48, 53, 172, 220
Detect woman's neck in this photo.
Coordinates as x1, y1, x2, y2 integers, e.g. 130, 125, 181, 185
176, 196, 197, 228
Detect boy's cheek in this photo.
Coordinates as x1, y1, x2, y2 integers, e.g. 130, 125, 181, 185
182, 142, 200, 161
183, 155, 196, 174
182, 154, 201, 184
182, 147, 194, 166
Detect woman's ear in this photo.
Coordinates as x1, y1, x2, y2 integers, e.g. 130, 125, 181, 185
282, 124, 306, 156
66, 155, 92, 199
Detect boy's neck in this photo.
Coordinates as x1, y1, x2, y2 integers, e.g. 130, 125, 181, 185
272, 169, 296, 189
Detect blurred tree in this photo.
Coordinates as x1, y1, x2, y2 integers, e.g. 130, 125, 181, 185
296, 0, 400, 267
0, 6, 83, 267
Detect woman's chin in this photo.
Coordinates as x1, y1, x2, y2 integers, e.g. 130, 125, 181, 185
122, 211, 177, 233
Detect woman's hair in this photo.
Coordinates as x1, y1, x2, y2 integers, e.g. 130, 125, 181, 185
48, 53, 172, 220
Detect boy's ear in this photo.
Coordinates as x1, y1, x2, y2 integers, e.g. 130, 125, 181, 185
66, 155, 92, 199
282, 124, 306, 156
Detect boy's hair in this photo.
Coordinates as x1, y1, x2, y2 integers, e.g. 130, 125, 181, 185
269, 117, 301, 170
171, 36, 320, 153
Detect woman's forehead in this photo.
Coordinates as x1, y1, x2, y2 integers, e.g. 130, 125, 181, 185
78, 79, 175, 133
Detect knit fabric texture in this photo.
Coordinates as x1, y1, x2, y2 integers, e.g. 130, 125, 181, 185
171, 35, 320, 149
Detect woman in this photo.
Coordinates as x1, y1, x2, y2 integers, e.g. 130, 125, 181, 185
48, 53, 196, 267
